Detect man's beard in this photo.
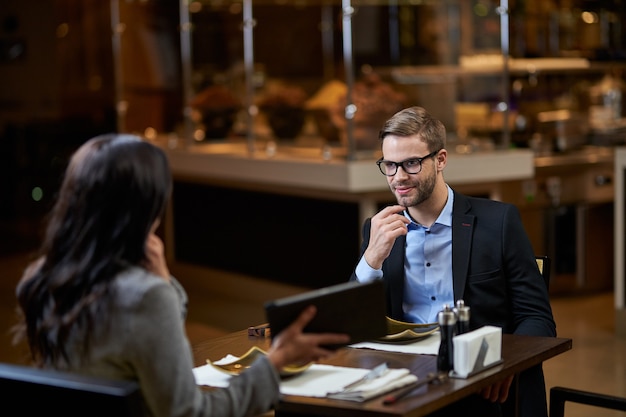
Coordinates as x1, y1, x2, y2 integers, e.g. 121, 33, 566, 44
392, 171, 436, 208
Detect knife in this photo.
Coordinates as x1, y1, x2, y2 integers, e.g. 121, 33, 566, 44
339, 362, 389, 392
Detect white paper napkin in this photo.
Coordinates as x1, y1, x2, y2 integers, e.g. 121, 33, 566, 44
193, 359, 416, 402
192, 363, 232, 388
350, 331, 441, 355
278, 364, 367, 397
192, 358, 366, 392
452, 325, 502, 378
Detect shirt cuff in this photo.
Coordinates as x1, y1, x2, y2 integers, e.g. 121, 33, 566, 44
355, 256, 383, 283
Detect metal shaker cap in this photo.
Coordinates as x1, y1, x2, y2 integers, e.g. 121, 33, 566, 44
454, 299, 470, 321
438, 304, 457, 326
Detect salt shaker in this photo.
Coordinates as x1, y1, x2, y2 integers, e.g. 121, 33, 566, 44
437, 304, 457, 372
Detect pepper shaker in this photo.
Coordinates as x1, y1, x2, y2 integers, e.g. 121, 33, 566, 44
454, 299, 471, 335
437, 304, 457, 372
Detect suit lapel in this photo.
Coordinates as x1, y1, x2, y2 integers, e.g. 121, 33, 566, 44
386, 235, 406, 319
452, 193, 475, 301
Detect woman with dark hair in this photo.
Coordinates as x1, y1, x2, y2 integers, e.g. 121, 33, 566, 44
14, 134, 348, 417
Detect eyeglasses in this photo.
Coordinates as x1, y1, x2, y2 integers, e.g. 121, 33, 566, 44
376, 150, 440, 176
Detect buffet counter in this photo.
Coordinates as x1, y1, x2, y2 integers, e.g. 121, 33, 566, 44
159, 139, 535, 217
156, 137, 536, 289
158, 138, 620, 294
157, 139, 616, 291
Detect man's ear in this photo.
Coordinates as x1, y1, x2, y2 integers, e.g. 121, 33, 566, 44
436, 149, 447, 171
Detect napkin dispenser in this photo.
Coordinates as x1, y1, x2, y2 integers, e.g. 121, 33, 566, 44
451, 325, 502, 379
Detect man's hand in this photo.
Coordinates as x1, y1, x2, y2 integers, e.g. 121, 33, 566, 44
363, 205, 410, 270
144, 233, 170, 281
479, 374, 515, 403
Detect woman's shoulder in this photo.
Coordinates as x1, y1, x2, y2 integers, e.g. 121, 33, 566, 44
113, 267, 175, 307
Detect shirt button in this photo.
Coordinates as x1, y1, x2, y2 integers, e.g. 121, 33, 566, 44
431, 296, 436, 301
426, 262, 431, 267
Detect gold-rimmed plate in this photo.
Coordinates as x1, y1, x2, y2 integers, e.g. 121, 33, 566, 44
207, 346, 312, 377
378, 317, 439, 342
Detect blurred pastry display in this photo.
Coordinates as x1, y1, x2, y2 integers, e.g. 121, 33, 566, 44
258, 82, 308, 140
331, 73, 407, 149
305, 75, 407, 149
190, 85, 241, 139
305, 80, 347, 143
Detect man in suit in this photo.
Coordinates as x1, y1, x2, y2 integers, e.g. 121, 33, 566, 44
351, 106, 556, 417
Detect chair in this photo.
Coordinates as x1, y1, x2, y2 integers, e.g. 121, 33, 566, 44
0, 362, 144, 417
535, 255, 551, 290
542, 258, 626, 417
549, 386, 626, 417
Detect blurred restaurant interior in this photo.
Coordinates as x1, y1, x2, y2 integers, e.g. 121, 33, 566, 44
1, 0, 626, 414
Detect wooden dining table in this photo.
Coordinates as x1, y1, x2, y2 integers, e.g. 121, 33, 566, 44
192, 329, 572, 417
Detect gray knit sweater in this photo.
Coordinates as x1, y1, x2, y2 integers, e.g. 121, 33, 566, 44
58, 267, 281, 417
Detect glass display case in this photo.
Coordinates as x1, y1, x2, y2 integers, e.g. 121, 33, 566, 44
180, 0, 417, 160
111, 0, 626, 161
106, 0, 626, 288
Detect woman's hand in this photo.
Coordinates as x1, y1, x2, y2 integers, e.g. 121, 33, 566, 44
266, 305, 350, 370
144, 233, 170, 281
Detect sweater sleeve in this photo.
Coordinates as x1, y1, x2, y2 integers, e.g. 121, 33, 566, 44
168, 276, 189, 320
125, 281, 281, 417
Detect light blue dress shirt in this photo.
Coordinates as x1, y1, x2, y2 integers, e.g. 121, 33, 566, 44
355, 185, 455, 323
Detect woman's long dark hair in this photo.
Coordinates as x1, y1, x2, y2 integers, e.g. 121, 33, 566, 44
14, 134, 172, 366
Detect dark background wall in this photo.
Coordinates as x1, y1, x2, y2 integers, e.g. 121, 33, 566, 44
0, 1, 118, 255
172, 182, 363, 289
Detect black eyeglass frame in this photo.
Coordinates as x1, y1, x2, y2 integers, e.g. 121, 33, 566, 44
376, 150, 440, 176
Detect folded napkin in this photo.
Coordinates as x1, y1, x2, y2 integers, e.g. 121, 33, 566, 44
326, 368, 417, 402
279, 364, 415, 401
193, 358, 416, 402
350, 331, 441, 355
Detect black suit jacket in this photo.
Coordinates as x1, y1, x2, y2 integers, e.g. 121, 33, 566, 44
351, 190, 556, 417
